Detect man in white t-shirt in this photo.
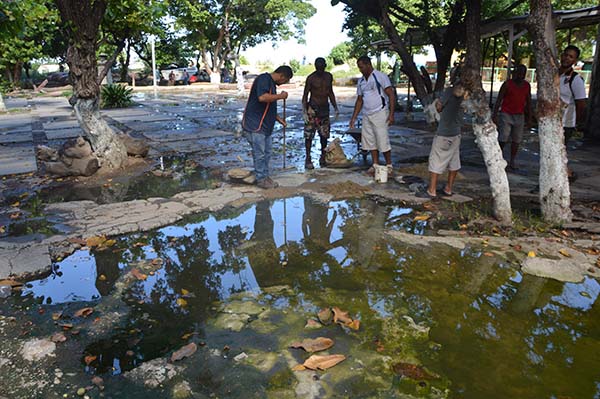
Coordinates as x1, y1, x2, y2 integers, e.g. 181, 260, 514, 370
349, 56, 396, 174
559, 45, 587, 181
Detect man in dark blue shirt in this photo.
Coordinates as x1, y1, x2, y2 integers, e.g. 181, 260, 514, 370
242, 65, 293, 189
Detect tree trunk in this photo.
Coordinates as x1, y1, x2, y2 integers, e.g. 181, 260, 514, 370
55, 0, 127, 170
584, 23, 600, 142
527, 0, 571, 223
120, 41, 132, 83
462, 0, 512, 225
0, 93, 6, 112
379, 10, 431, 106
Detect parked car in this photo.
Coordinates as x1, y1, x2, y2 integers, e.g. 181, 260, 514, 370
159, 65, 198, 83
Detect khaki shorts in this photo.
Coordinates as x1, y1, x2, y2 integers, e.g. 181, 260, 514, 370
429, 135, 461, 174
498, 112, 525, 143
361, 109, 391, 152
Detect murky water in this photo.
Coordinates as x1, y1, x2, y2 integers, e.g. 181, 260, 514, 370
3, 196, 600, 398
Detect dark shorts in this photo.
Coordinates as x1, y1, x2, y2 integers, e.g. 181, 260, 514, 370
304, 105, 330, 140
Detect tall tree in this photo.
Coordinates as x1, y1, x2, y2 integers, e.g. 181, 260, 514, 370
334, 0, 466, 104
170, 0, 315, 83
460, 0, 512, 224
55, 0, 127, 169
527, 0, 571, 223
0, 0, 60, 88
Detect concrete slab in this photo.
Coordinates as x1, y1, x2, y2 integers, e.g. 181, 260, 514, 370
108, 113, 176, 123
144, 128, 233, 143
0, 131, 33, 144
0, 145, 37, 175
42, 120, 80, 130
45, 127, 84, 140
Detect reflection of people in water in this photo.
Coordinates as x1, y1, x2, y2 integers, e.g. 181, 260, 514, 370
245, 201, 280, 287
302, 197, 339, 250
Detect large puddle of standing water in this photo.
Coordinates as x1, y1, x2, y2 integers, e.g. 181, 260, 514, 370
4, 196, 600, 398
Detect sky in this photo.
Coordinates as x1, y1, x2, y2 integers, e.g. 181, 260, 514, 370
241, 0, 349, 65
241, 0, 434, 67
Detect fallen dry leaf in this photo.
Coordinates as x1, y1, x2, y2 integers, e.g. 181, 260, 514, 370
84, 355, 97, 365
586, 247, 600, 255
130, 268, 147, 281
483, 252, 494, 257
527, 251, 536, 258
10, 201, 20, 207
345, 319, 360, 330
301, 354, 346, 371
332, 307, 353, 325
292, 364, 307, 371
52, 311, 63, 321
558, 249, 571, 258
171, 343, 197, 362
86, 236, 106, 248
51, 332, 67, 343
74, 307, 94, 318
392, 362, 436, 380
176, 298, 188, 307
290, 337, 334, 353
305, 319, 322, 329
317, 308, 333, 325
59, 323, 73, 330
9, 212, 21, 220
413, 214, 430, 222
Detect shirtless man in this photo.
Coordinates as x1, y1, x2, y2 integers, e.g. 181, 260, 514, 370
302, 57, 339, 169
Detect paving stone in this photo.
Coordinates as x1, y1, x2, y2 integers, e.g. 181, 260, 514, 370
0, 145, 36, 175
0, 131, 33, 144
45, 127, 84, 140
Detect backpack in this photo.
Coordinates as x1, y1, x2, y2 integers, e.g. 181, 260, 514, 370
567, 71, 580, 100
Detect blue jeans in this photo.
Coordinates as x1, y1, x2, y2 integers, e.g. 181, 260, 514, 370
244, 130, 272, 181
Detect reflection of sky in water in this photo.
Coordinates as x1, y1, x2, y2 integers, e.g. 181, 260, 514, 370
23, 250, 100, 304
552, 277, 600, 311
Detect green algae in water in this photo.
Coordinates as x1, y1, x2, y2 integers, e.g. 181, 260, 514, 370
9, 196, 600, 399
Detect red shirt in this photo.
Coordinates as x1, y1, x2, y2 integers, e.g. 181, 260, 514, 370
500, 79, 530, 114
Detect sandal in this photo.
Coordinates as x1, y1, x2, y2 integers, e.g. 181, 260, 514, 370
415, 190, 437, 199
438, 189, 453, 197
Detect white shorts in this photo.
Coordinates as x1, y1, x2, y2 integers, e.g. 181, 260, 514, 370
428, 135, 461, 174
361, 109, 391, 153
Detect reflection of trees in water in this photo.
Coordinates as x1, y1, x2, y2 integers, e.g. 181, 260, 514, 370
85, 223, 227, 374
84, 198, 600, 396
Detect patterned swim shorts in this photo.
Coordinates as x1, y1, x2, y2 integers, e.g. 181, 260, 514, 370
304, 106, 330, 140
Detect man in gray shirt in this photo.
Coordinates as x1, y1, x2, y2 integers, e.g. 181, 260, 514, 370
417, 83, 463, 199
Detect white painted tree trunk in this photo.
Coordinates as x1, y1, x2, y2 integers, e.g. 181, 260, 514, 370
236, 66, 244, 95
0, 93, 6, 112
210, 72, 221, 84
463, 95, 512, 224
538, 116, 572, 222
74, 98, 127, 169
527, 0, 572, 223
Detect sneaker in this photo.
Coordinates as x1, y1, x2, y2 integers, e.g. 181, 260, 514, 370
265, 177, 279, 188
257, 178, 278, 189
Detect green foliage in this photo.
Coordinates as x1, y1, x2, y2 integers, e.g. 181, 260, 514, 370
169, 0, 316, 73
239, 55, 250, 65
0, 0, 61, 90
101, 84, 133, 108
329, 42, 351, 65
289, 59, 301, 72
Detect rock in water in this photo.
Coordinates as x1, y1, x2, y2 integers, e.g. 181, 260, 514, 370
21, 338, 56, 361
118, 134, 149, 157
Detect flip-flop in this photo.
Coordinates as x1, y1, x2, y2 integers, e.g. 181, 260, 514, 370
438, 189, 453, 197
415, 190, 437, 199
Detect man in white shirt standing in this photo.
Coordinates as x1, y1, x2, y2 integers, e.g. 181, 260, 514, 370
559, 45, 587, 181
349, 56, 396, 175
